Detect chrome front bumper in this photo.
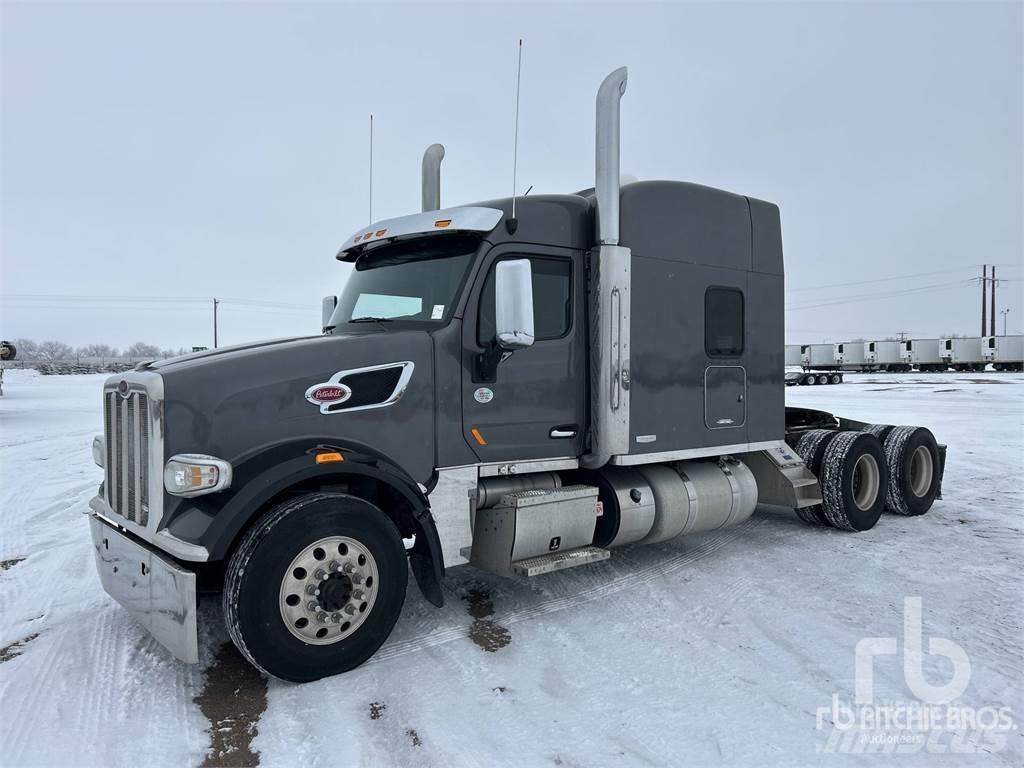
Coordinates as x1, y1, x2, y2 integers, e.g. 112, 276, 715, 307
89, 514, 199, 664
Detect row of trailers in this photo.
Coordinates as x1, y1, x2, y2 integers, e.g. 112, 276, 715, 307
787, 334, 1024, 379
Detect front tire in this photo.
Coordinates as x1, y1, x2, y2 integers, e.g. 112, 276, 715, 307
223, 492, 408, 682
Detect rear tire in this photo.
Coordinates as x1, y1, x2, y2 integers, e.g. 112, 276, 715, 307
830, 373, 842, 385
819, 431, 888, 531
794, 429, 840, 525
861, 423, 895, 444
882, 426, 941, 516
223, 492, 408, 682
818, 374, 829, 385
803, 374, 817, 386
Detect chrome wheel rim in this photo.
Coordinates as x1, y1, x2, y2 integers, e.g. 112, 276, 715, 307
279, 536, 380, 645
910, 445, 934, 497
852, 453, 881, 511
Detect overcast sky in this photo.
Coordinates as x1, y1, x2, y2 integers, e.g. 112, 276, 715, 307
2, 1, 1021, 350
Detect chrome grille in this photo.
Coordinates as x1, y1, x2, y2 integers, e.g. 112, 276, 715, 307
104, 389, 151, 526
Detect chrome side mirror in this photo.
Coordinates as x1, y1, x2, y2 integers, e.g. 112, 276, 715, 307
322, 295, 338, 333
495, 259, 534, 350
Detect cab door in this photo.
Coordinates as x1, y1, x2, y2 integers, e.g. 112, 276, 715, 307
461, 245, 586, 462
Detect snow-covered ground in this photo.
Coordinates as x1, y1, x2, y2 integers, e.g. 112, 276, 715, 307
1, 368, 1021, 766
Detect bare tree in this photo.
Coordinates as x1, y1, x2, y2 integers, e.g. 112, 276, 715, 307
82, 343, 115, 358
126, 341, 161, 359
13, 338, 38, 359
37, 340, 74, 362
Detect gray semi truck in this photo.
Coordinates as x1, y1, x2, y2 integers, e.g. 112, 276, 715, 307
87, 68, 945, 682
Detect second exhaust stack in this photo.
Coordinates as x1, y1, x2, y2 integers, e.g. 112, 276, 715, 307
422, 143, 445, 212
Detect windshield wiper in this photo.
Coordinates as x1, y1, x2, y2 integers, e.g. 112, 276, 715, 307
348, 316, 392, 331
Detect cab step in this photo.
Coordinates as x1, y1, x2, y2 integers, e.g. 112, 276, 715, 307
512, 546, 610, 577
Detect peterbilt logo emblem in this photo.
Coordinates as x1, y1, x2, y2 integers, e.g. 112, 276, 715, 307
117, 380, 130, 398
305, 382, 352, 411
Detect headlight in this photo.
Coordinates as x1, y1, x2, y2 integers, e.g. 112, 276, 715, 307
163, 454, 232, 497
92, 435, 105, 468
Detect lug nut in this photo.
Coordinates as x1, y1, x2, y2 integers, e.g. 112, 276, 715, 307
342, 562, 356, 575
331, 613, 342, 623
351, 573, 364, 585
352, 590, 365, 601
343, 604, 357, 616
329, 560, 341, 572
305, 584, 317, 595
307, 601, 320, 611
315, 568, 327, 580
317, 612, 329, 623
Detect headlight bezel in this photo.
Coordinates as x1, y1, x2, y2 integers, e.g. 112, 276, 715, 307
163, 454, 233, 498
92, 435, 105, 468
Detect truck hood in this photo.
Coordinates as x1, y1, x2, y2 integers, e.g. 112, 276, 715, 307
145, 333, 374, 373
154, 329, 437, 483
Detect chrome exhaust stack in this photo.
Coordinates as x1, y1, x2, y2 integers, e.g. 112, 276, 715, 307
421, 143, 445, 212
583, 67, 632, 469
595, 66, 627, 245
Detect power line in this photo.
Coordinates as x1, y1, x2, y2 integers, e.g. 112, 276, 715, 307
785, 279, 973, 311
785, 265, 1004, 294
1, 293, 311, 311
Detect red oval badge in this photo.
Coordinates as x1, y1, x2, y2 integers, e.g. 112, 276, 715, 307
310, 385, 350, 404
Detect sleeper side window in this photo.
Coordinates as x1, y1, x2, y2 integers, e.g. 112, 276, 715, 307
705, 287, 745, 357
478, 257, 572, 345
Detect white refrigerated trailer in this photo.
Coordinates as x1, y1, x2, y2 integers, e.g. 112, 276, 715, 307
785, 344, 802, 367
834, 341, 867, 371
900, 338, 945, 372
939, 337, 986, 372
865, 340, 910, 372
801, 343, 836, 370
982, 335, 1023, 372
796, 344, 843, 385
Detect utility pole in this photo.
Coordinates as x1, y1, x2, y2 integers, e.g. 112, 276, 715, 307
1001, 308, 1010, 336
990, 266, 996, 338
981, 265, 987, 337
213, 297, 220, 348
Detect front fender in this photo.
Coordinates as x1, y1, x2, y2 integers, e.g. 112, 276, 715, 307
163, 437, 445, 605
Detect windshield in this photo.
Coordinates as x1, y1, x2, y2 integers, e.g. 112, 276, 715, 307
331, 238, 478, 328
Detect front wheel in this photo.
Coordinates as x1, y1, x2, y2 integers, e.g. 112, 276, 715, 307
223, 492, 408, 682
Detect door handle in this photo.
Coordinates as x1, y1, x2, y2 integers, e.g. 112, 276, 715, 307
549, 427, 577, 439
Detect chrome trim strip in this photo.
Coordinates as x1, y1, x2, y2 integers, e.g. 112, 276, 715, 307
338, 206, 503, 258
609, 440, 781, 466
89, 495, 210, 562
133, 394, 144, 520
120, 395, 129, 519
478, 457, 579, 477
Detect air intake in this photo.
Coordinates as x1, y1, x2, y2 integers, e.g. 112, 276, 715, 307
308, 361, 415, 414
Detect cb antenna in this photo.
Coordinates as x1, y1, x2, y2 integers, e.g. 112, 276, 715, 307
509, 39, 523, 232
368, 113, 374, 223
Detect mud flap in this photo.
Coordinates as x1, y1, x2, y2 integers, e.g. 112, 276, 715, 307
410, 508, 445, 607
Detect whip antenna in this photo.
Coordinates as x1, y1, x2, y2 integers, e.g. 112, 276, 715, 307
368, 113, 374, 223
511, 39, 523, 222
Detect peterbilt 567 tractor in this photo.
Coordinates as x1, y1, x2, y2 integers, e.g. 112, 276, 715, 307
87, 68, 945, 682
